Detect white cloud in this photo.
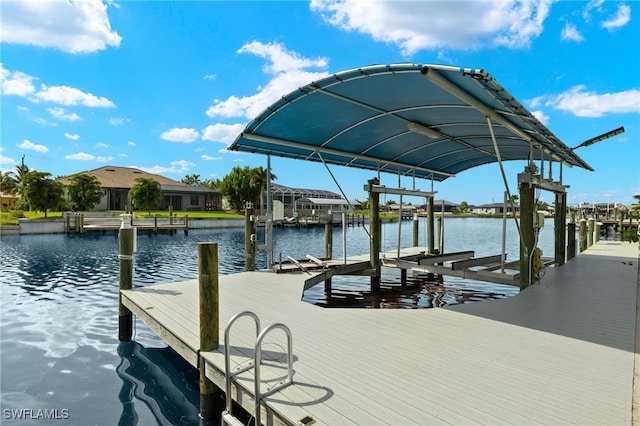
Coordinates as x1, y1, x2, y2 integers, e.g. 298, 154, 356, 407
0, 153, 16, 166
48, 107, 82, 121
65, 152, 96, 161
206, 41, 329, 119
95, 142, 109, 149
96, 156, 113, 163
171, 160, 196, 170
201, 123, 245, 145
0, 0, 122, 53
583, 0, 605, 23
17, 139, 49, 153
601, 4, 631, 30
160, 127, 200, 143
543, 86, 640, 117
203, 74, 217, 81
64, 132, 80, 141
531, 110, 549, 125
138, 160, 195, 175
201, 154, 222, 161
128, 141, 136, 147
34, 85, 115, 107
17, 105, 29, 111
309, 0, 553, 55
0, 63, 36, 96
34, 117, 57, 126
109, 117, 130, 125
561, 22, 583, 42
0, 64, 115, 107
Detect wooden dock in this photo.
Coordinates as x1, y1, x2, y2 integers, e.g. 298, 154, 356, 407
121, 241, 639, 425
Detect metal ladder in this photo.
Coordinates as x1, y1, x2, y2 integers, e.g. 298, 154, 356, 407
221, 311, 294, 426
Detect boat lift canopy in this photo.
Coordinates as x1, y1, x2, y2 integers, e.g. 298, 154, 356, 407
229, 63, 592, 181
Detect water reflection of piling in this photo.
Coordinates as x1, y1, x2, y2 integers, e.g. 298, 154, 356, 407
116, 342, 207, 425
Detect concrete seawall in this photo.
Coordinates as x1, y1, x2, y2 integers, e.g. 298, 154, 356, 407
4, 217, 245, 235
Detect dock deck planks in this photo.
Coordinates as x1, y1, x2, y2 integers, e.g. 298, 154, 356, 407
121, 241, 639, 425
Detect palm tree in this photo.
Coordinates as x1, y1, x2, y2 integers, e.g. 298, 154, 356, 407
11, 163, 30, 196
0, 171, 18, 194
249, 166, 277, 214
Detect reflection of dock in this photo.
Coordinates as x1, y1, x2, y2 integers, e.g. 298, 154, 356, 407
121, 241, 638, 425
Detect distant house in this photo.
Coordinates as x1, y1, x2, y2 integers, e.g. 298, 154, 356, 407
295, 197, 361, 221
473, 203, 520, 214
1, 192, 19, 210
268, 183, 343, 217
57, 166, 221, 211
419, 200, 460, 213
383, 203, 417, 217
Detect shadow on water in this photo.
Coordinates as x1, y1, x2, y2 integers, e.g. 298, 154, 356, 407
303, 269, 518, 309
116, 342, 223, 426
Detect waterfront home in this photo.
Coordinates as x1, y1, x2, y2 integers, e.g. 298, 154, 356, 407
57, 165, 221, 211
473, 202, 520, 215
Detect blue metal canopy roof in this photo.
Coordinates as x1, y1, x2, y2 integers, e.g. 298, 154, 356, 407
229, 63, 592, 182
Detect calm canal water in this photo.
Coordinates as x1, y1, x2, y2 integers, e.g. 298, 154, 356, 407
0, 217, 555, 425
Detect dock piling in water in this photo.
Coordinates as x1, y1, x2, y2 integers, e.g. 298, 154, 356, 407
579, 218, 587, 252
245, 207, 255, 271
367, 178, 381, 294
118, 214, 134, 342
567, 222, 576, 261
198, 242, 219, 419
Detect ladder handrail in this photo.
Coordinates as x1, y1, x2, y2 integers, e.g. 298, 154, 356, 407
223, 311, 261, 415
254, 323, 294, 426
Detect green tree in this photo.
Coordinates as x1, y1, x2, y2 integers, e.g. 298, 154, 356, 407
129, 177, 162, 215
219, 166, 259, 212
181, 174, 202, 186
201, 178, 221, 190
22, 170, 65, 217
459, 201, 469, 213
0, 171, 18, 194
67, 174, 103, 211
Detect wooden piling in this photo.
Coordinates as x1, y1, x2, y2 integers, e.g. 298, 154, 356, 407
579, 218, 587, 252
325, 222, 333, 260
367, 178, 381, 294
413, 213, 419, 247
198, 242, 219, 419
594, 221, 601, 243
436, 217, 443, 254
183, 214, 189, 235
567, 222, 576, 261
519, 177, 535, 290
153, 214, 158, 234
427, 198, 435, 254
245, 207, 255, 271
587, 218, 594, 248
554, 192, 567, 266
118, 214, 134, 342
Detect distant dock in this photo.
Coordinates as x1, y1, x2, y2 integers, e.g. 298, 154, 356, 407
121, 240, 639, 425
65, 213, 189, 235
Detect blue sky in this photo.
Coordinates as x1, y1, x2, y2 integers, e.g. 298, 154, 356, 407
1, 0, 638, 207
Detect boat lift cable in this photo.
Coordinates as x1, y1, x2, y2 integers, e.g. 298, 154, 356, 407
486, 116, 526, 253
317, 151, 371, 240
